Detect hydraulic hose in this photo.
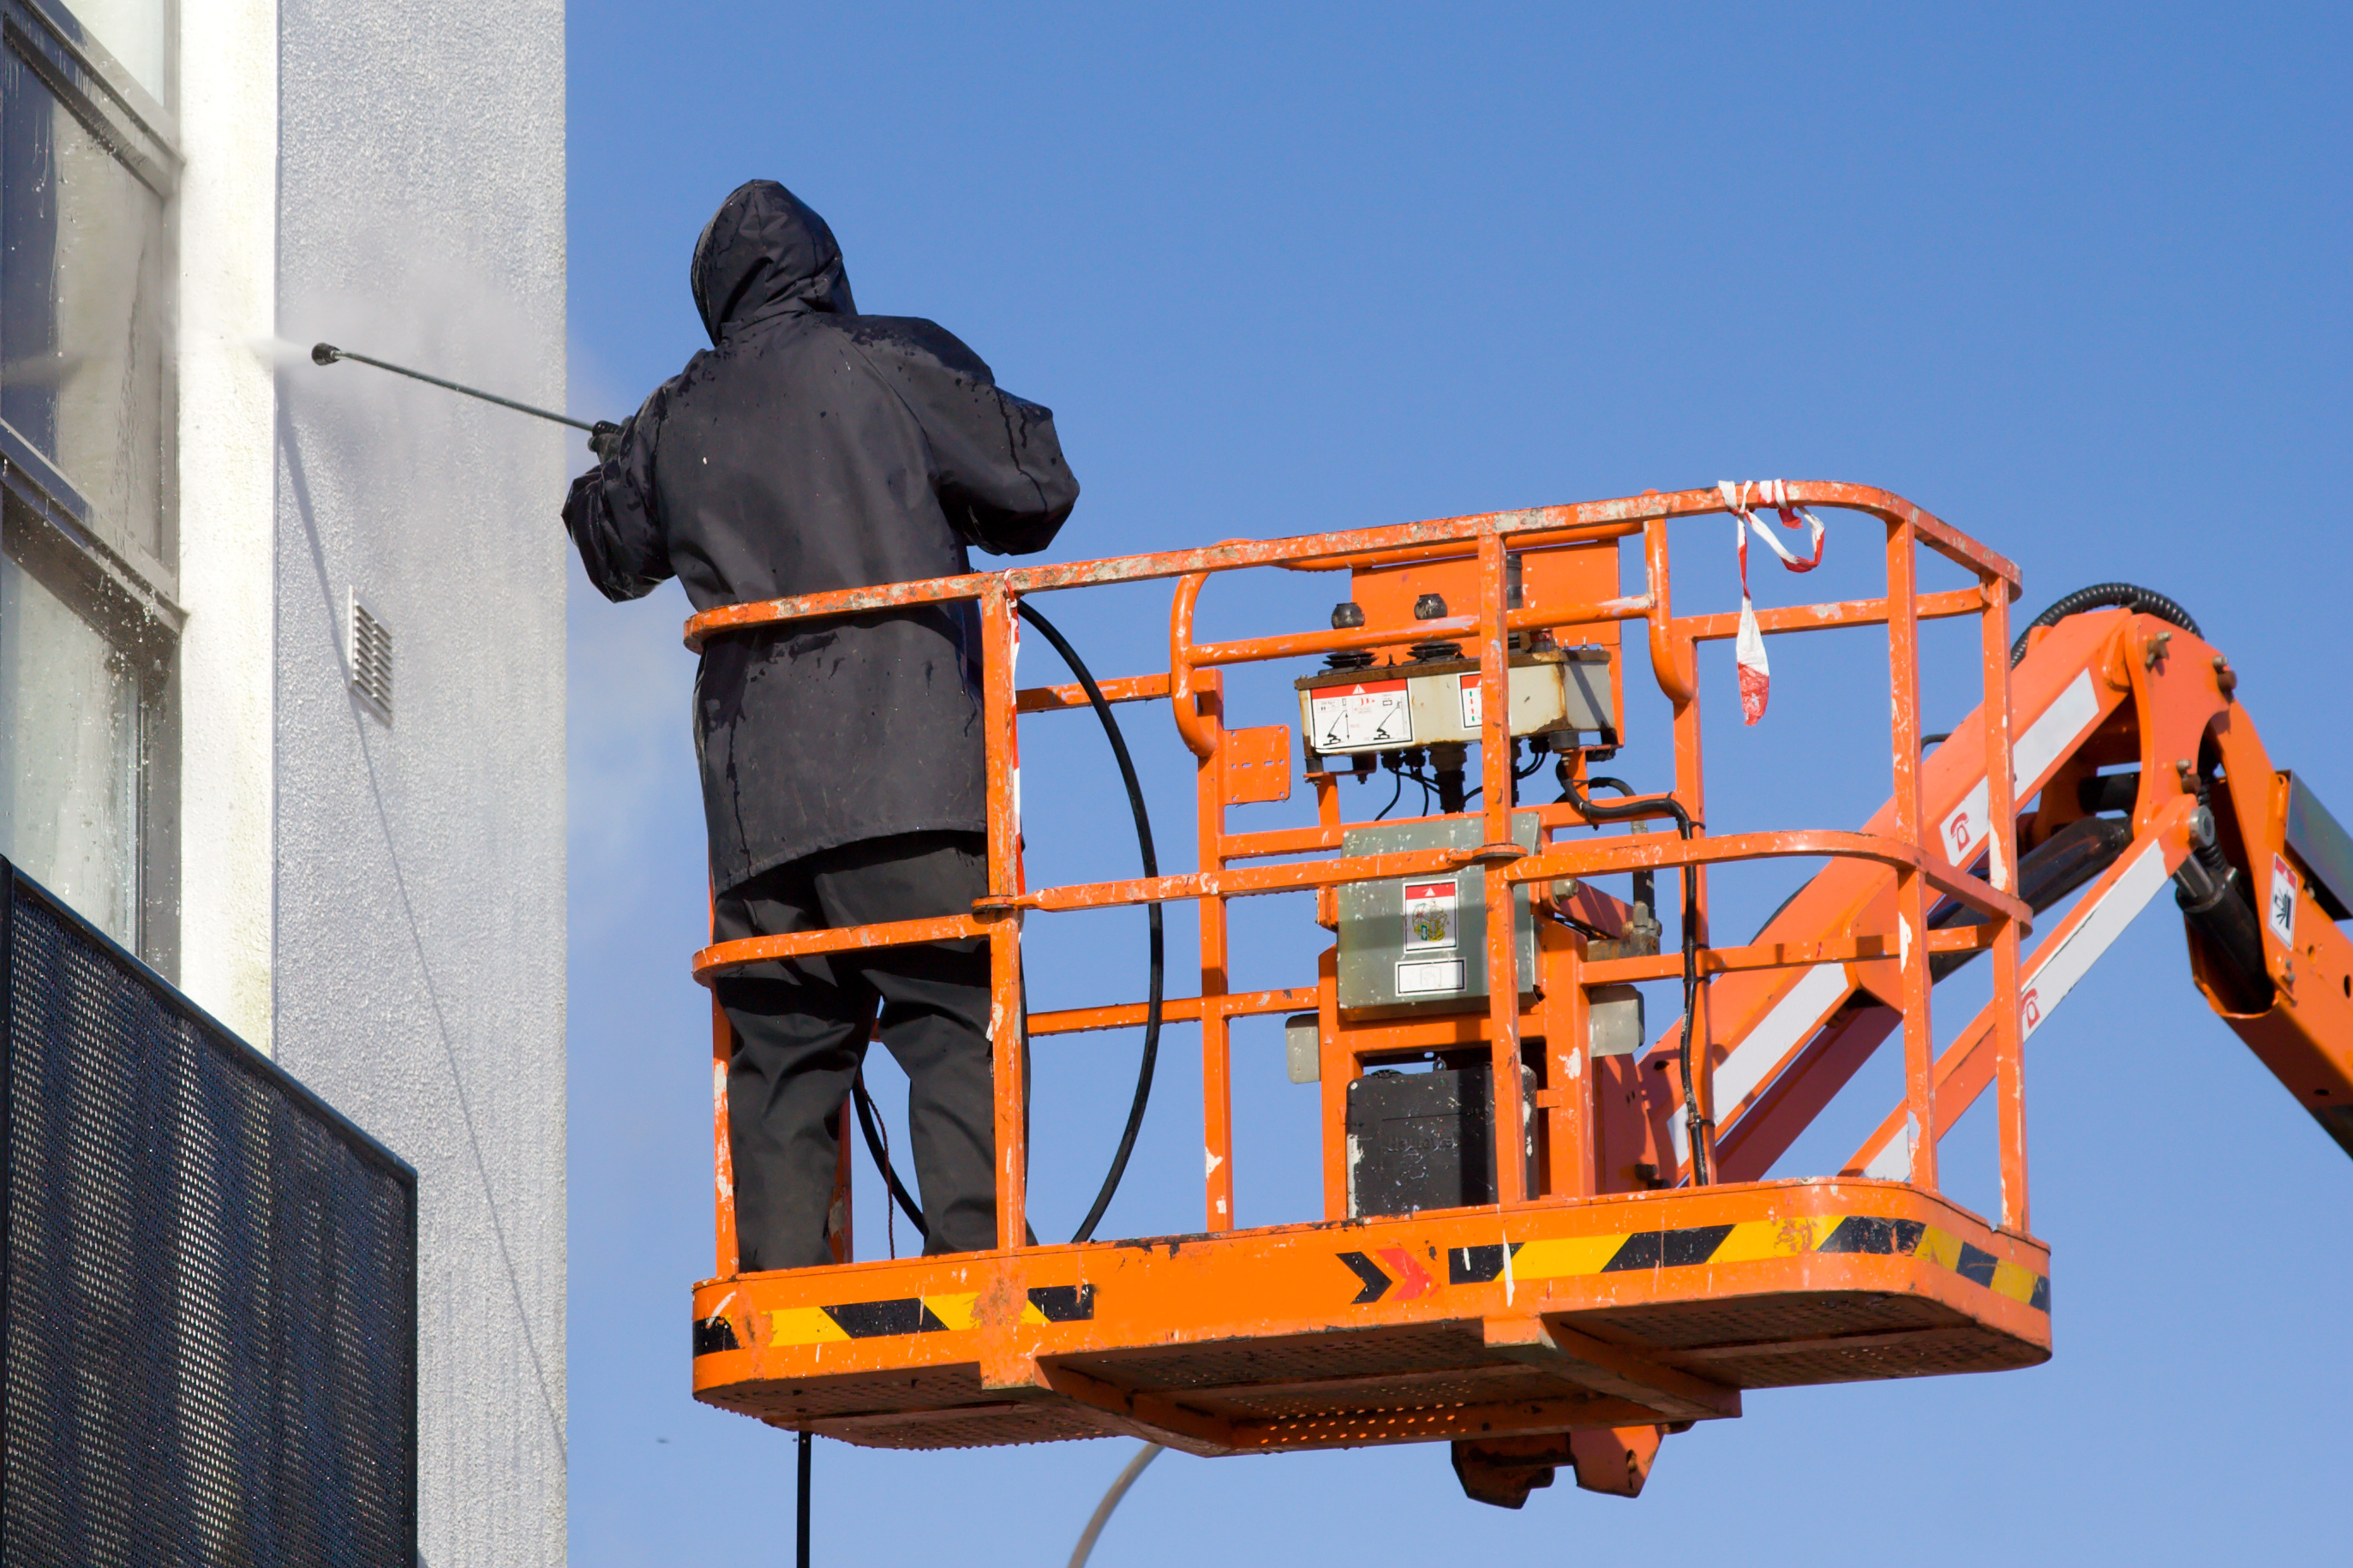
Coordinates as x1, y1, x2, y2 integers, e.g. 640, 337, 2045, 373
1557, 769, 1710, 1184
848, 601, 1165, 1248
2009, 582, 2200, 667
1925, 814, 2133, 982
2174, 750, 2275, 1014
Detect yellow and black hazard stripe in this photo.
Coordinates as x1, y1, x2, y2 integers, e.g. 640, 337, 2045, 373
703, 1284, 1097, 1352
1367, 1214, 2048, 1314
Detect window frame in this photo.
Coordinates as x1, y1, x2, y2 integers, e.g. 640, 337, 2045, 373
0, 0, 182, 972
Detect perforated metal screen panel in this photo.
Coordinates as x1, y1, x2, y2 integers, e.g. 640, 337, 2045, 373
2, 865, 417, 1566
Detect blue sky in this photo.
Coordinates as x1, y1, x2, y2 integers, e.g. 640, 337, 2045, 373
563, 6, 2350, 1562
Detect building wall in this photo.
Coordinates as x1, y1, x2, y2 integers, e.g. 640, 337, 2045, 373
176, 0, 278, 1050
268, 0, 569, 1560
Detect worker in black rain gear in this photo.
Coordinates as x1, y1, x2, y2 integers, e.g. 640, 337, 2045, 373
563, 179, 1078, 1271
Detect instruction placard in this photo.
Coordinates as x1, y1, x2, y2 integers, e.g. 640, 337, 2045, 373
1308, 679, 1411, 751
1396, 957, 1466, 996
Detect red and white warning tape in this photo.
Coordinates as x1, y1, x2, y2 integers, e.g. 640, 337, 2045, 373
1718, 479, 1827, 725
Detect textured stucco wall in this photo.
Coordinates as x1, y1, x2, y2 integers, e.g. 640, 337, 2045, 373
272, 0, 569, 1560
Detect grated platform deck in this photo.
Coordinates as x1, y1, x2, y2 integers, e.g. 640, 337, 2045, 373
690, 1179, 2050, 1456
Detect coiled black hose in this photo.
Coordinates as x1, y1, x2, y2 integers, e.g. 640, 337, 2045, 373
848, 601, 1165, 1248
1557, 769, 1711, 1185
2009, 582, 2200, 667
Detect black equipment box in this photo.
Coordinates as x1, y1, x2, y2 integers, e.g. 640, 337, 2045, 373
1345, 1064, 1536, 1218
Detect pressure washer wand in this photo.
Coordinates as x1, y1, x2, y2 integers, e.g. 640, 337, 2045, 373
310, 342, 602, 434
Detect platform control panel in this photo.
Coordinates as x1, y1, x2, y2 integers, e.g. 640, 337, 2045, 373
1296, 646, 1614, 761
1338, 813, 1540, 1018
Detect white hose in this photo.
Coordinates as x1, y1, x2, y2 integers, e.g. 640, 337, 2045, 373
1066, 1441, 1164, 1568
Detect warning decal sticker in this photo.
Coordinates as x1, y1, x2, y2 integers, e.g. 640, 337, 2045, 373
1308, 680, 1411, 751
1404, 880, 1459, 951
2268, 853, 2299, 947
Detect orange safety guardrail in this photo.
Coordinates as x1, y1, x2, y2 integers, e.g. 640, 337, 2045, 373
686, 482, 2032, 1262
674, 486, 2353, 1471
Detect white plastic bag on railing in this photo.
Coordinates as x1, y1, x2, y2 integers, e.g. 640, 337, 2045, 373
1718, 480, 1826, 724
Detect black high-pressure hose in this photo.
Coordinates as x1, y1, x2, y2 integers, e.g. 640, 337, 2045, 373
848, 601, 1165, 1248
851, 1071, 927, 1239
1016, 601, 1165, 1244
2009, 582, 2200, 667
1558, 768, 1711, 1185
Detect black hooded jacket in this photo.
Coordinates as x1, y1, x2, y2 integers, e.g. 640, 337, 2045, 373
565, 181, 1079, 891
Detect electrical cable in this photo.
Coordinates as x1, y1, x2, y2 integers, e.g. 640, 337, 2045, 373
1557, 768, 1711, 1184
2009, 582, 2200, 667
846, 603, 1165, 1248
1373, 764, 1406, 821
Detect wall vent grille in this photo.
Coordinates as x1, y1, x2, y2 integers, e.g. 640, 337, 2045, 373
350, 590, 393, 721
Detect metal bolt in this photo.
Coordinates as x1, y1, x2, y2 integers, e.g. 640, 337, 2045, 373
2144, 629, 2172, 670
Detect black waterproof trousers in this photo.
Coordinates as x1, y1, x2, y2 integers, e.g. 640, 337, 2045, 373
715, 831, 996, 1272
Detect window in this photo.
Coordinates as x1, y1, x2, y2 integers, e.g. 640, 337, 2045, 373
0, 0, 177, 962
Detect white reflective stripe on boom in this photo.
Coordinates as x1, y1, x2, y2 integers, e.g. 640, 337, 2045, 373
2018, 836, 2174, 1041
1859, 835, 2176, 1180
1938, 671, 2102, 865
1712, 962, 1853, 1119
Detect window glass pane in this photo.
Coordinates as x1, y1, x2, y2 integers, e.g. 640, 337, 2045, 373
54, 0, 169, 106
1, 42, 168, 558
0, 548, 139, 946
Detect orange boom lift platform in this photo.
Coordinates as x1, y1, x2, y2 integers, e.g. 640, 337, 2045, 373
679, 482, 2353, 1502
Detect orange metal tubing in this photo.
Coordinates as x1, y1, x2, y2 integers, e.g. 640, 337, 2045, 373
981, 578, 1027, 1252
1027, 986, 1319, 1038
1883, 513, 1939, 1192
1977, 576, 2029, 1232
677, 479, 2105, 1462
678, 482, 2020, 651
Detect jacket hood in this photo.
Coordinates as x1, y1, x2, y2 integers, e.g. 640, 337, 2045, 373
690, 181, 856, 344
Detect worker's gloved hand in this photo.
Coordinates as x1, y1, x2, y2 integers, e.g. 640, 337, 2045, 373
588, 421, 623, 463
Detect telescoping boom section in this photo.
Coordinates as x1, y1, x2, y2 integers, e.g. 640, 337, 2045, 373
682, 483, 2353, 1500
